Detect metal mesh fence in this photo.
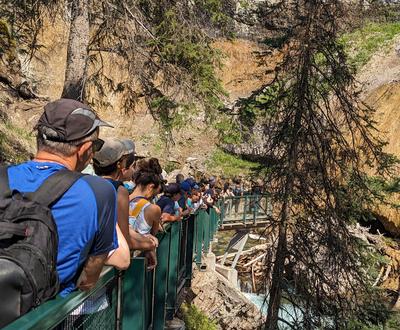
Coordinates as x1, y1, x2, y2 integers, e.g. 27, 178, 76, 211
53, 277, 118, 330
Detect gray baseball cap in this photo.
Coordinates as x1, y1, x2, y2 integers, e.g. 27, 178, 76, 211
93, 138, 126, 167
119, 139, 135, 155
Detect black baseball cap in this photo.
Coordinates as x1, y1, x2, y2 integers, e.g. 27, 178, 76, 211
36, 98, 113, 142
164, 183, 181, 195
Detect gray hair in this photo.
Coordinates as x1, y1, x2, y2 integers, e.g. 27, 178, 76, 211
36, 126, 99, 157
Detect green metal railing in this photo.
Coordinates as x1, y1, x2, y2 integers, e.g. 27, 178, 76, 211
194, 208, 219, 266
4, 209, 220, 330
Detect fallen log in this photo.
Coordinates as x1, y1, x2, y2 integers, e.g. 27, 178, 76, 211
243, 253, 266, 267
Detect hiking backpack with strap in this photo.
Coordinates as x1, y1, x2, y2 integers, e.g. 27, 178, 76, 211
0, 166, 83, 327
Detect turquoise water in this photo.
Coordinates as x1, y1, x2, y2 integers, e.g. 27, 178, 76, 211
213, 230, 305, 327
243, 293, 303, 328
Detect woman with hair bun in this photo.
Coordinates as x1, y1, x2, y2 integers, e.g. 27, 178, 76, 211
129, 158, 163, 269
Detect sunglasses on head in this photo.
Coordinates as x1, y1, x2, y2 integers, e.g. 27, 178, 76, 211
92, 139, 105, 152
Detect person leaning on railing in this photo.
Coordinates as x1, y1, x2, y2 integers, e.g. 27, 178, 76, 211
128, 158, 163, 270
179, 181, 193, 216
54, 138, 133, 330
7, 99, 118, 296
91, 138, 135, 270
157, 183, 183, 223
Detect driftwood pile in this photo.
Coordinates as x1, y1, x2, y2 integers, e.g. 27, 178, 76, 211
216, 225, 400, 304
350, 224, 400, 310
217, 244, 269, 293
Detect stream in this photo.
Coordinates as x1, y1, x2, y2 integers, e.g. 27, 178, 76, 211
213, 230, 303, 328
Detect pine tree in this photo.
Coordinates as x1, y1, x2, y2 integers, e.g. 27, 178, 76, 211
235, 1, 396, 328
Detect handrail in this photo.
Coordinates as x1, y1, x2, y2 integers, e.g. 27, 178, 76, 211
3, 267, 117, 330
3, 210, 220, 330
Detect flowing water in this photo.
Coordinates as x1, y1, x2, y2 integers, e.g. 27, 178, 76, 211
212, 230, 303, 328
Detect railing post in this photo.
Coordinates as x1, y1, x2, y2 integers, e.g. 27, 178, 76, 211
195, 210, 204, 265
203, 210, 210, 252
243, 195, 248, 224
252, 195, 257, 224
122, 258, 147, 330
153, 229, 171, 330
220, 197, 225, 226
210, 208, 215, 239
166, 222, 181, 320
185, 214, 195, 285
212, 207, 218, 237
116, 271, 123, 330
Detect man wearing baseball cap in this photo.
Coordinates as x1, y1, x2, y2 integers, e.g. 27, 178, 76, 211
92, 138, 135, 246
6, 98, 119, 296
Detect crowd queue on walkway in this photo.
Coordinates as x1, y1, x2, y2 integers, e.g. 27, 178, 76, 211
0, 98, 261, 328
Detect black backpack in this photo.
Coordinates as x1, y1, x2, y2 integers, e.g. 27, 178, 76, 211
0, 166, 83, 327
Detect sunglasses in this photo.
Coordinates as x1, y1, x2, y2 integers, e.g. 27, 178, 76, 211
92, 139, 105, 152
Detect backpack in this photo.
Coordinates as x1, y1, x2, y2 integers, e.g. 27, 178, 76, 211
0, 166, 83, 327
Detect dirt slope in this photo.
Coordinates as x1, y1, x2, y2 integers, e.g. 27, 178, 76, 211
360, 38, 400, 236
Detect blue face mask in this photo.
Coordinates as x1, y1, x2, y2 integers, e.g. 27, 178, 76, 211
123, 181, 135, 194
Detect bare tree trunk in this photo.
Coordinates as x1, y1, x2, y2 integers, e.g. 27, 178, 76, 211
265, 117, 299, 330
265, 206, 289, 329
61, 0, 89, 101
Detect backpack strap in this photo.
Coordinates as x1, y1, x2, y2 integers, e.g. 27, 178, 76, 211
129, 198, 149, 218
0, 165, 12, 199
27, 169, 84, 207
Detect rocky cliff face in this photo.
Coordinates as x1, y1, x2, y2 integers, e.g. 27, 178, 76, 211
0, 13, 268, 171
219, 32, 400, 236
1, 3, 400, 236
358, 37, 400, 236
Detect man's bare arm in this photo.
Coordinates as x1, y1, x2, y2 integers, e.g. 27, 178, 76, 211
76, 254, 107, 291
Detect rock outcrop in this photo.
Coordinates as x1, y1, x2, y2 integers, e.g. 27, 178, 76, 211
189, 268, 264, 330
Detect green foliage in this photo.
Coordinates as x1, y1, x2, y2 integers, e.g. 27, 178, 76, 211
214, 114, 244, 144
150, 96, 181, 131
146, 6, 227, 134
163, 160, 180, 173
347, 311, 400, 330
341, 21, 400, 69
0, 19, 17, 62
206, 148, 259, 177
0, 123, 33, 163
216, 82, 281, 146
263, 35, 290, 49
385, 177, 400, 193
239, 82, 281, 120
181, 303, 218, 330
194, 0, 231, 27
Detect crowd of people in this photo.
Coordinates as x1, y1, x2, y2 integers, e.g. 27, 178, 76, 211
0, 98, 236, 327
